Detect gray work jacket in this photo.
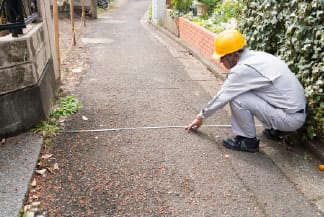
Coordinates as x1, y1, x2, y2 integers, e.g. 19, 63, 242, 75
200, 49, 307, 118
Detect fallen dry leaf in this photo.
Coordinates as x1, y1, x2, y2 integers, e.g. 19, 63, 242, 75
53, 163, 59, 170
31, 201, 41, 207
36, 169, 47, 175
72, 67, 82, 73
31, 195, 39, 199
41, 154, 53, 160
86, 208, 92, 215
47, 167, 54, 174
31, 178, 36, 187
24, 205, 31, 212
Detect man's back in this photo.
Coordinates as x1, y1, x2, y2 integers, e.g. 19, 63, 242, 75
236, 49, 306, 113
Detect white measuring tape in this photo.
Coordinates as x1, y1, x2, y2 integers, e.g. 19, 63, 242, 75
63, 124, 236, 133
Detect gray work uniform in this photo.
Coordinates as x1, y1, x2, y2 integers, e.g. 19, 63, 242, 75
199, 49, 307, 138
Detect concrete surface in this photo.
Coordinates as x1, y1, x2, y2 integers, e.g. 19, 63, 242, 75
0, 133, 42, 217
31, 0, 322, 215
0, 0, 323, 216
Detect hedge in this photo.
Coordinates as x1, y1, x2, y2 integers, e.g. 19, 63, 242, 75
239, 0, 324, 141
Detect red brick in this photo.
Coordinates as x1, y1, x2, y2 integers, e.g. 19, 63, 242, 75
177, 17, 224, 69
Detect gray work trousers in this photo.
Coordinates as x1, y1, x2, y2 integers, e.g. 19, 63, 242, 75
230, 92, 307, 138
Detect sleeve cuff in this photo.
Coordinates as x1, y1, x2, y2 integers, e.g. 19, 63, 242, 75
198, 109, 206, 119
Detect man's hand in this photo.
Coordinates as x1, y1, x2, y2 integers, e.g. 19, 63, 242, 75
185, 116, 203, 132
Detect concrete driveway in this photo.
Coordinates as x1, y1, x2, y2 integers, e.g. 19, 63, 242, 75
18, 0, 324, 216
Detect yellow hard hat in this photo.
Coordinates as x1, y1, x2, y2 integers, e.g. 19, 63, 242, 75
213, 29, 246, 59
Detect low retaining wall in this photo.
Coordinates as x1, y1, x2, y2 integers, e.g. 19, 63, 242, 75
0, 23, 57, 138
178, 17, 217, 64
0, 59, 56, 138
163, 9, 179, 36
162, 16, 226, 73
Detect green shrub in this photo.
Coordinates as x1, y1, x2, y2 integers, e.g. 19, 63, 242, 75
239, 0, 324, 141
171, 0, 192, 14
198, 0, 220, 13
216, 0, 242, 23
190, 0, 242, 33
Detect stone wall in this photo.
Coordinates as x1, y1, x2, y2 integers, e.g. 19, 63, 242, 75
0, 24, 51, 94
0, 1, 57, 138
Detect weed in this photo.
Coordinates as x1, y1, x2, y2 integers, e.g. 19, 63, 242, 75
33, 121, 60, 138
18, 208, 27, 217
33, 95, 82, 147
148, 4, 152, 20
44, 138, 53, 149
50, 96, 82, 119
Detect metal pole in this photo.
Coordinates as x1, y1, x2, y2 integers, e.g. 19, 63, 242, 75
69, 0, 76, 46
91, 0, 97, 19
52, 0, 61, 81
81, 0, 86, 27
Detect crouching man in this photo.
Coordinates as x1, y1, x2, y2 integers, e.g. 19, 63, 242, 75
186, 29, 307, 153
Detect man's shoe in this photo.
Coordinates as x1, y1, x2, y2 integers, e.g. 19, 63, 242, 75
223, 136, 259, 153
263, 128, 287, 141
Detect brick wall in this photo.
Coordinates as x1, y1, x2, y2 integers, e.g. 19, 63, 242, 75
178, 17, 222, 66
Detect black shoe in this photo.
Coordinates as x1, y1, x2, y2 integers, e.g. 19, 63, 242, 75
263, 128, 286, 141
223, 136, 259, 153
